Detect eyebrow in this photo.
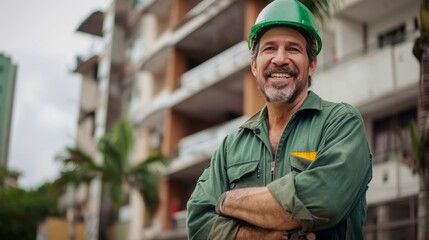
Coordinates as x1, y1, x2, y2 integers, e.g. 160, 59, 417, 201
260, 40, 304, 50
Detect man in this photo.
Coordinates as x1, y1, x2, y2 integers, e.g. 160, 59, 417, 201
186, 0, 372, 239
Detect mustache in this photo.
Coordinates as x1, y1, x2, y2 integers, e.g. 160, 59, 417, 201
263, 65, 298, 79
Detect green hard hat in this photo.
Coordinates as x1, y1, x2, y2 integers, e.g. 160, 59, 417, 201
248, 0, 322, 56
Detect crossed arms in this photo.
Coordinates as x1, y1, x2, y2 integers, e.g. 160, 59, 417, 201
217, 186, 301, 239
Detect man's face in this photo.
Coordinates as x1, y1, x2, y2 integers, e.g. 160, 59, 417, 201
251, 27, 317, 104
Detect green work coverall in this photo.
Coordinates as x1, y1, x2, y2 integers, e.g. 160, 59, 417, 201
187, 91, 373, 239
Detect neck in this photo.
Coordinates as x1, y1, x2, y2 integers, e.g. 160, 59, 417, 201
266, 91, 308, 129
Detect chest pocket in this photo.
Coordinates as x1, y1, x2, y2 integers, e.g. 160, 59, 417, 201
290, 154, 314, 173
227, 160, 260, 189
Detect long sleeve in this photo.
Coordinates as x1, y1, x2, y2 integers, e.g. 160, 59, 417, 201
186, 137, 241, 239
267, 104, 372, 234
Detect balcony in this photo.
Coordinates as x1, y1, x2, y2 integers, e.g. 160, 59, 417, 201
338, 0, 415, 24
138, 0, 242, 73
179, 116, 247, 156
367, 155, 418, 204
172, 0, 236, 44
313, 37, 419, 112
134, 42, 248, 126
76, 10, 104, 37
172, 210, 187, 229
167, 116, 247, 179
180, 41, 250, 88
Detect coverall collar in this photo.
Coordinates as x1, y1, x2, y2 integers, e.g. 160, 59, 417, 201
241, 91, 323, 131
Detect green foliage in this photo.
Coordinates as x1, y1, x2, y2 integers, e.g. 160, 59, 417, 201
127, 152, 169, 217
400, 113, 429, 171
413, 2, 429, 61
57, 118, 169, 218
299, 0, 342, 22
0, 183, 61, 240
0, 166, 20, 191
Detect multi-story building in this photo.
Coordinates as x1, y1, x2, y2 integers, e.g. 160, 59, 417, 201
73, 1, 132, 239
74, 0, 422, 239
0, 54, 17, 169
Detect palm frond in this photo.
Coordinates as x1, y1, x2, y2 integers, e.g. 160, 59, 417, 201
299, 0, 342, 22
55, 168, 95, 188
112, 118, 133, 162
410, 120, 424, 166
125, 153, 169, 217
398, 127, 419, 173
56, 147, 99, 169
106, 181, 124, 208
137, 173, 161, 217
98, 135, 123, 172
135, 153, 169, 170
56, 118, 167, 221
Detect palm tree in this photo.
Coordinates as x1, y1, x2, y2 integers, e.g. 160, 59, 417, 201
409, 1, 429, 239
56, 118, 169, 239
400, 114, 429, 240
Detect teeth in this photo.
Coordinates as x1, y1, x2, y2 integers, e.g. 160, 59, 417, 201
270, 73, 291, 78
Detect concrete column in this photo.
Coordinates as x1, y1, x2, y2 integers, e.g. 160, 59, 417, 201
166, 48, 187, 92
169, 0, 189, 28
162, 110, 188, 156
244, 0, 268, 41
377, 205, 389, 239
243, 70, 265, 116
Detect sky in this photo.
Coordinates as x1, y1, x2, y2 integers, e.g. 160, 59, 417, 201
0, 0, 111, 189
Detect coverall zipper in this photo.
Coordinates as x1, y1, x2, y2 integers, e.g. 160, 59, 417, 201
271, 153, 278, 181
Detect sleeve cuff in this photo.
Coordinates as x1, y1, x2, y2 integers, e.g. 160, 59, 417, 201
267, 172, 316, 233
208, 215, 241, 240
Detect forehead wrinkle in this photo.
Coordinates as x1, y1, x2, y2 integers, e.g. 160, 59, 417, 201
259, 39, 305, 51
260, 28, 306, 46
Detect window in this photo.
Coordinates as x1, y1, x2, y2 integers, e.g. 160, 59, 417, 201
414, 17, 419, 31
365, 197, 417, 240
378, 24, 406, 48
127, 87, 140, 113
372, 108, 416, 163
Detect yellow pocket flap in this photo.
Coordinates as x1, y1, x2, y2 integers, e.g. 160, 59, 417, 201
290, 151, 317, 161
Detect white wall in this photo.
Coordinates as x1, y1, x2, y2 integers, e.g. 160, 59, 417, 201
367, 158, 419, 204
313, 35, 418, 108
367, 1, 419, 46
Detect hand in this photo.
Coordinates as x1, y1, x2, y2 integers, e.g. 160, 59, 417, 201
236, 224, 289, 240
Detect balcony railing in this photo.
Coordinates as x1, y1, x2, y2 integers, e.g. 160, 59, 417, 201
172, 210, 187, 229
185, 0, 217, 19
180, 41, 250, 88
134, 42, 250, 125
314, 37, 419, 107
367, 156, 418, 204
178, 116, 247, 157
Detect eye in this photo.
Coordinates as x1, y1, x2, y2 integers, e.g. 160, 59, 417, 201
288, 47, 300, 53
262, 46, 275, 52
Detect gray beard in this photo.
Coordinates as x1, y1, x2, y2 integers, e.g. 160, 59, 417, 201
261, 82, 297, 103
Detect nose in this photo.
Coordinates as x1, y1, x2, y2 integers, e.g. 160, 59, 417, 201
271, 48, 290, 65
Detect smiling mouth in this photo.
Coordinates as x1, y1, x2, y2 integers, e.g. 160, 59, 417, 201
264, 65, 298, 79
270, 73, 292, 79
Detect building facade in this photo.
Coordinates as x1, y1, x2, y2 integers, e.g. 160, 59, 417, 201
0, 54, 17, 168
74, 0, 422, 239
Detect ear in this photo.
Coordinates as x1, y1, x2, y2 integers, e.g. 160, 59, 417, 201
308, 58, 317, 77
251, 60, 257, 77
